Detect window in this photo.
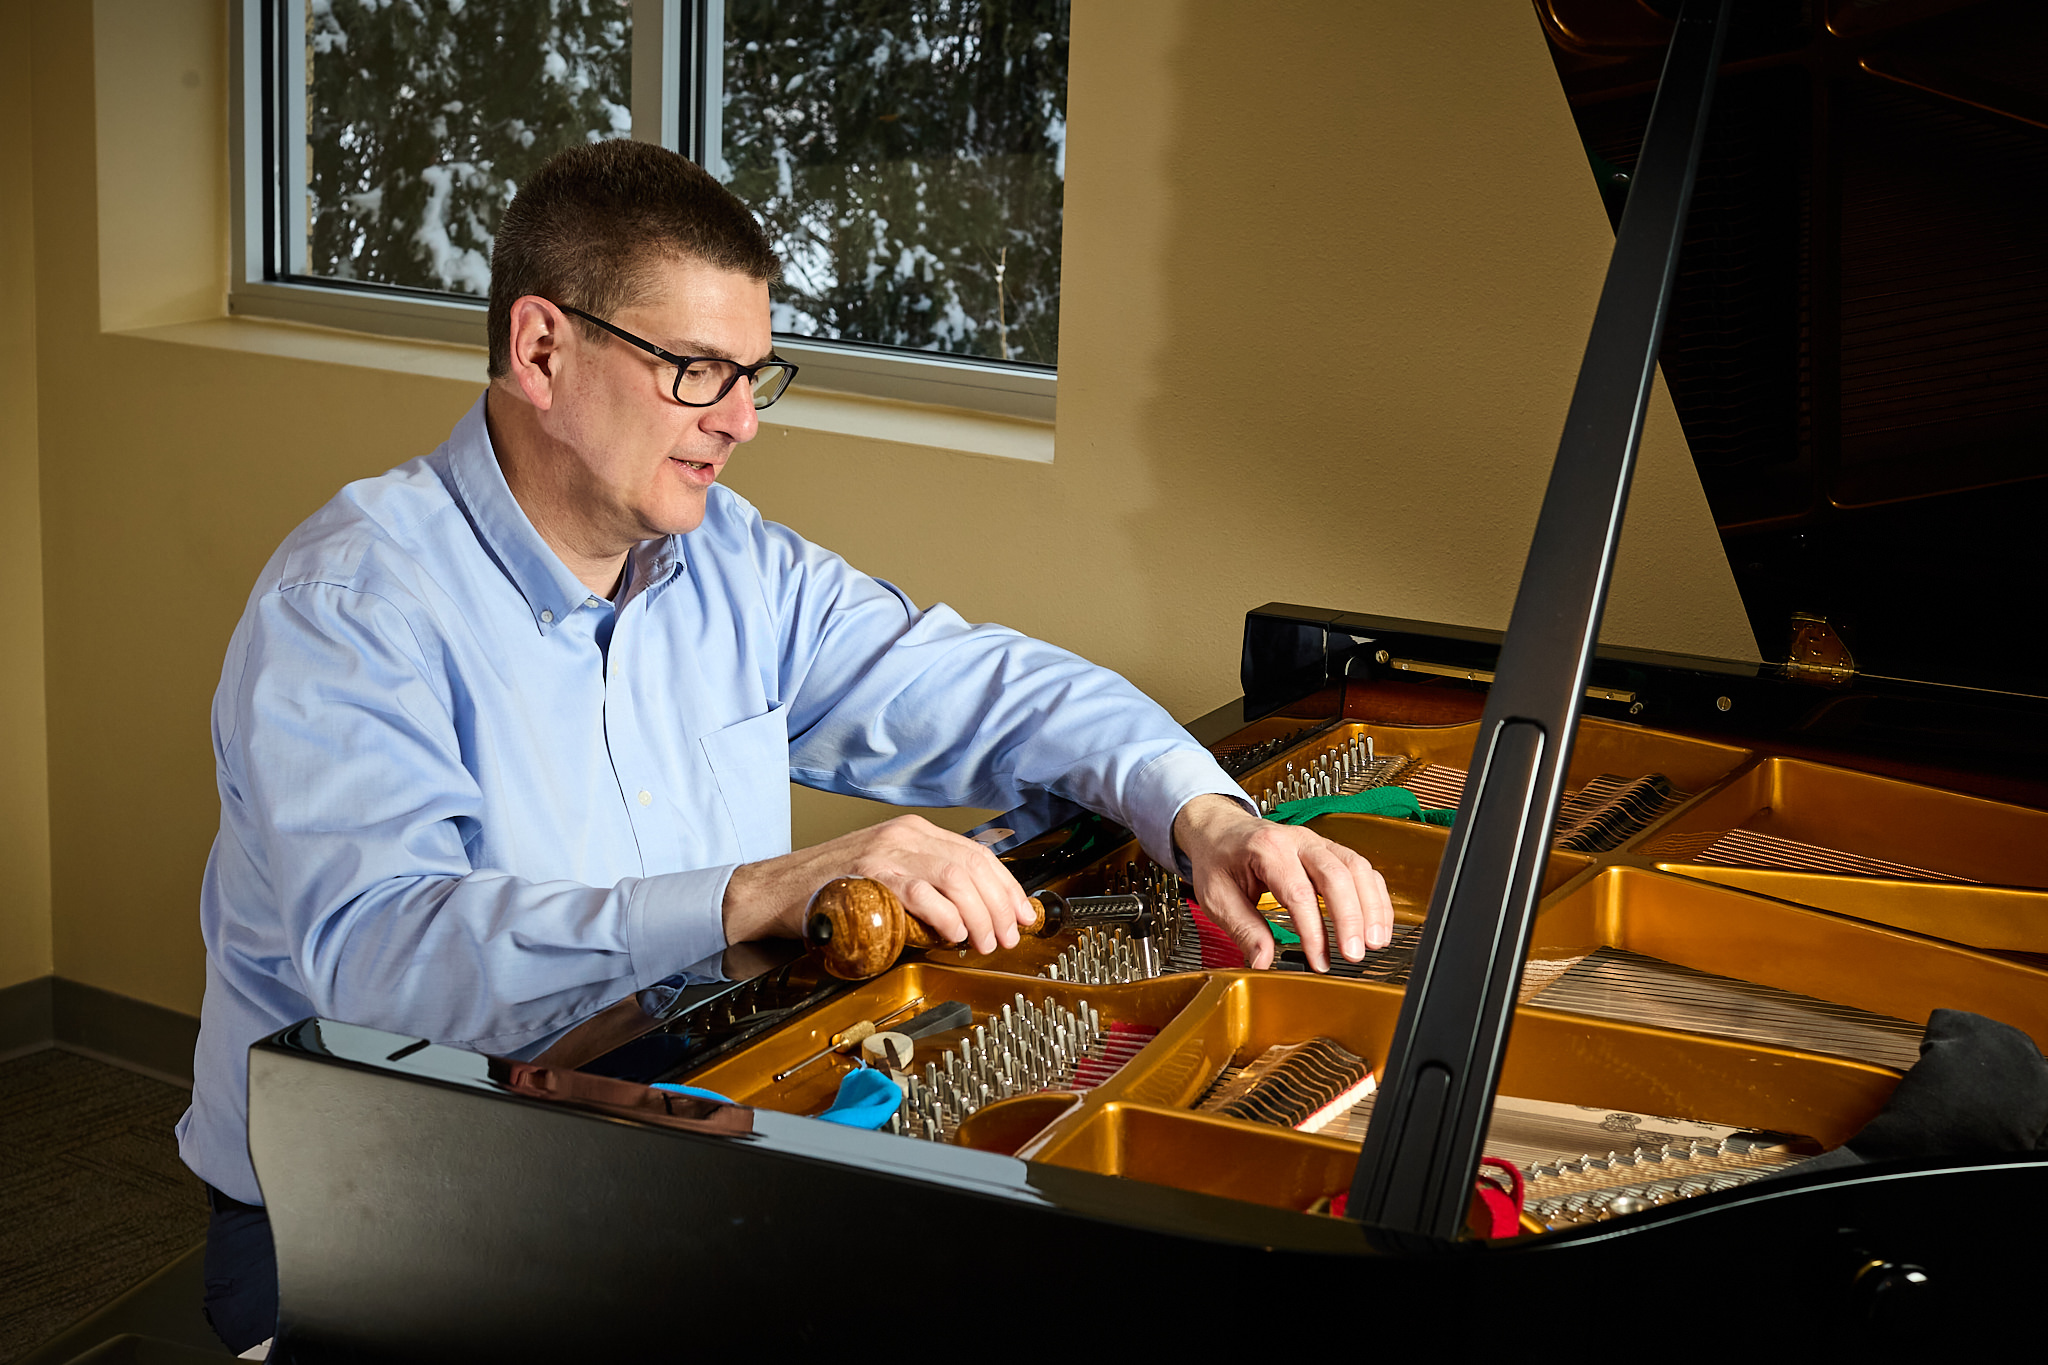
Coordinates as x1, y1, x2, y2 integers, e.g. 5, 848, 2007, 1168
721, 2, 1067, 368
231, 0, 1064, 422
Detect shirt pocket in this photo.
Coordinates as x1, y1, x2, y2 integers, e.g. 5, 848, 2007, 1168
698, 706, 793, 863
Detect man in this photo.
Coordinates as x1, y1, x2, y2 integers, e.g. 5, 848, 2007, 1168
180, 140, 1392, 1350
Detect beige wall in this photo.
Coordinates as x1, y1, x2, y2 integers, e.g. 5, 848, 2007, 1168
23, 1, 1755, 1017
34, 1, 484, 1014
1, 0, 55, 990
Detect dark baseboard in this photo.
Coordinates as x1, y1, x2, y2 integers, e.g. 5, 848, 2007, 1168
0, 974, 56, 1056
0, 975, 199, 1085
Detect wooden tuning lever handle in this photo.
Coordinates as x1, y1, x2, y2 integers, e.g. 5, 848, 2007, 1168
803, 877, 1063, 980
804, 877, 941, 980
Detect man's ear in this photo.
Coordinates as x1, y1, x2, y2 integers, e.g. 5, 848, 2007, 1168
506, 296, 568, 411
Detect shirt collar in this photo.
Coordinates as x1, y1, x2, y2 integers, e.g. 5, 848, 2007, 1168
619, 536, 685, 612
443, 395, 677, 636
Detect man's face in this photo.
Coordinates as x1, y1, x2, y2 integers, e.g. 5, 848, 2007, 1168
544, 256, 773, 544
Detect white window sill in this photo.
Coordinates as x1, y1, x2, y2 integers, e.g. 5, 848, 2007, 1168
764, 387, 1053, 463
118, 314, 1055, 462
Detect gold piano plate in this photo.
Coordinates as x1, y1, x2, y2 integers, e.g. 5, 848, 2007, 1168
1532, 866, 2048, 1056
1015, 972, 1893, 1214
683, 963, 1205, 1116
1656, 864, 2048, 955
1636, 756, 2048, 888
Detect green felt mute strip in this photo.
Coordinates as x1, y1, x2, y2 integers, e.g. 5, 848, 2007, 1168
1264, 785, 1457, 828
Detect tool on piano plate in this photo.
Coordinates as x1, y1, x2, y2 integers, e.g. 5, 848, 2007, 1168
1037, 862, 1189, 983
887, 991, 1158, 1143
803, 875, 1181, 980
851, 998, 976, 1070
859, 1031, 914, 1069
895, 998, 973, 1039
771, 995, 925, 1082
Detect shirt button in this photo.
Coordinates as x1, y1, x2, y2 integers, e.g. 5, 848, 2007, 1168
539, 609, 554, 624
587, 597, 602, 608
637, 789, 653, 806
610, 659, 621, 677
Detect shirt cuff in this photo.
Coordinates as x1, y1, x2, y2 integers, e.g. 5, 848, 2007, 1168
626, 864, 738, 984
1121, 748, 1256, 876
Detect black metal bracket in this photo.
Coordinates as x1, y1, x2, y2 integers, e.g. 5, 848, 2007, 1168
1348, 0, 1732, 1239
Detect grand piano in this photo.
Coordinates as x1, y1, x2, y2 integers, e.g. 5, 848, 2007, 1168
244, 2, 2048, 1354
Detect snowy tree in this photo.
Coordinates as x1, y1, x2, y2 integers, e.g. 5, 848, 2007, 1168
300, 0, 1067, 366
723, 0, 1068, 365
305, 0, 633, 296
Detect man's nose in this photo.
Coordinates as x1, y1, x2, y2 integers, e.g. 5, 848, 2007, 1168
707, 377, 760, 443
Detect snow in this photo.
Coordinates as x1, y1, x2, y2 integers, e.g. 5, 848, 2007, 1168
412, 164, 493, 295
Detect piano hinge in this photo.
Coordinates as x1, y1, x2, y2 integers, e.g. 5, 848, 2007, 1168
1781, 612, 1857, 687
1384, 655, 1636, 705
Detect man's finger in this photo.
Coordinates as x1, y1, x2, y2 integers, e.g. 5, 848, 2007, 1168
1252, 839, 1330, 973
1306, 843, 1367, 963
897, 878, 968, 947
931, 861, 999, 953
958, 837, 1030, 947
1360, 861, 1393, 950
1198, 874, 1276, 971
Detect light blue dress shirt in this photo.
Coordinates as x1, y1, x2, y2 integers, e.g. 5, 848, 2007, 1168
178, 397, 1249, 1203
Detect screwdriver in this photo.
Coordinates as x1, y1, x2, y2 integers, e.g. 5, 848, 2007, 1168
773, 996, 925, 1082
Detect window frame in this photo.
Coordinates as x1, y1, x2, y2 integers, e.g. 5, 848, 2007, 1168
227, 0, 1058, 423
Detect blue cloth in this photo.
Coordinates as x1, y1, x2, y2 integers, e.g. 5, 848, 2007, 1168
178, 396, 1249, 1204
815, 1068, 903, 1128
650, 1083, 733, 1104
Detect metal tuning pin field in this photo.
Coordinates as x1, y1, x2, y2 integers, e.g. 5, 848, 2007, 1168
885, 993, 1153, 1145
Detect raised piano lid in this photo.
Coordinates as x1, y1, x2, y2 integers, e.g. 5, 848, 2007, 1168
1235, 0, 2048, 789
1540, 0, 2048, 702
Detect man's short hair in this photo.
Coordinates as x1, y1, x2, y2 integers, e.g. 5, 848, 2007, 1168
487, 140, 781, 377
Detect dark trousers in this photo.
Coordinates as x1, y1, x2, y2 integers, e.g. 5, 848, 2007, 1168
202, 1185, 278, 1354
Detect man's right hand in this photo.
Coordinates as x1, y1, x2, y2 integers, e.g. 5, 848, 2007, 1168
722, 815, 1036, 954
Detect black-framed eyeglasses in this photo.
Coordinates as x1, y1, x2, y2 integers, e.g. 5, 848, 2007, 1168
555, 304, 799, 410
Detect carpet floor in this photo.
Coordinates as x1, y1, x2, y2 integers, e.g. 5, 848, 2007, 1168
0, 1049, 209, 1363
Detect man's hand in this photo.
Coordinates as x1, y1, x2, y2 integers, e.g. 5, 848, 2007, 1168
723, 815, 1035, 954
1173, 794, 1393, 973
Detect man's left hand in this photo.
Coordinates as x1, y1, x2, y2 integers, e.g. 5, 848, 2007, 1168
1172, 794, 1393, 973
